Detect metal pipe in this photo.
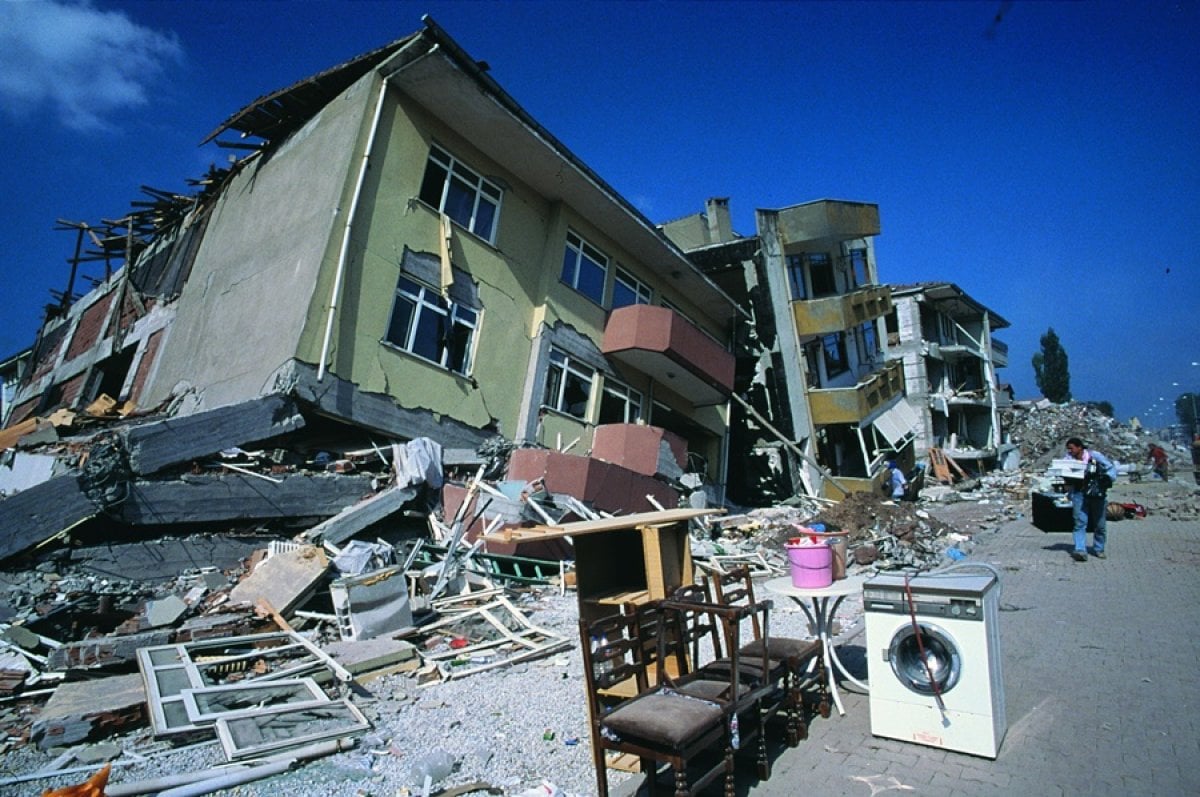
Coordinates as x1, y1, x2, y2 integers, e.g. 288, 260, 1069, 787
316, 74, 391, 382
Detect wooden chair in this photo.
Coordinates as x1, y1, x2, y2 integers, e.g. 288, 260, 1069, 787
578, 608, 736, 797
706, 564, 830, 736
659, 585, 777, 780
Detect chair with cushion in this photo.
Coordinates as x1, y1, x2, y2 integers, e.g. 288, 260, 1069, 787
658, 585, 777, 780
578, 608, 736, 797
706, 564, 830, 737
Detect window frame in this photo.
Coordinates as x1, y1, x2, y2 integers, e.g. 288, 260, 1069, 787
418, 144, 503, 244
542, 347, 595, 420
612, 266, 652, 309
807, 252, 837, 297
785, 254, 808, 300
560, 230, 609, 305
384, 274, 479, 376
846, 247, 869, 288
821, 332, 849, 378
599, 377, 644, 425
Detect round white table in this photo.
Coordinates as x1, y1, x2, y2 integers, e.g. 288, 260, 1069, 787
764, 573, 869, 716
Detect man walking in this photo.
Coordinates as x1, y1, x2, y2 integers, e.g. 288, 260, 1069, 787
1064, 437, 1118, 561
1146, 443, 1169, 481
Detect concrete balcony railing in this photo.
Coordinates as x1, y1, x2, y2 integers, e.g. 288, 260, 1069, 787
775, 200, 881, 244
808, 359, 905, 425
791, 284, 892, 337
602, 304, 734, 406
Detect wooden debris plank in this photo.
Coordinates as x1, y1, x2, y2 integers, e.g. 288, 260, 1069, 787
484, 507, 721, 543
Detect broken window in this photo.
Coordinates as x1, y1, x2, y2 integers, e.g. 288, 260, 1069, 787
561, 230, 608, 305
418, 144, 502, 243
543, 347, 594, 419
599, 377, 643, 424
808, 252, 837, 297
822, 332, 849, 378
612, 266, 652, 309
385, 275, 478, 375
785, 254, 808, 300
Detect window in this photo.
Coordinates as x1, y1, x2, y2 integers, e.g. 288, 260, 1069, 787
561, 231, 608, 305
418, 145, 502, 243
803, 340, 822, 386
612, 267, 652, 309
785, 255, 808, 300
859, 321, 879, 361
543, 347, 594, 419
599, 378, 643, 424
808, 253, 837, 297
846, 248, 869, 288
385, 275, 478, 375
822, 332, 849, 377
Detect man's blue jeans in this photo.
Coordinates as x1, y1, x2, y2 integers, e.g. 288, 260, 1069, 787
1071, 490, 1107, 553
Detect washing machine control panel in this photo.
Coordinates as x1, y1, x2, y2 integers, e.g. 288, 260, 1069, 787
863, 589, 984, 621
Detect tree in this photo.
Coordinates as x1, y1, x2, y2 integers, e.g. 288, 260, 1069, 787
1032, 327, 1071, 402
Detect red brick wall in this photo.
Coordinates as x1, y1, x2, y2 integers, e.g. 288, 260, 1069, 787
65, 293, 115, 361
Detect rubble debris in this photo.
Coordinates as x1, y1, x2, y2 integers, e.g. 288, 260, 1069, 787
120, 394, 306, 476
303, 484, 419, 545
40, 762, 110, 797
31, 674, 146, 750
229, 543, 328, 616
330, 565, 414, 641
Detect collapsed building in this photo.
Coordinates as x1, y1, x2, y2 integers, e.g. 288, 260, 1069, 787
2, 17, 744, 551
887, 282, 1015, 470
661, 198, 920, 504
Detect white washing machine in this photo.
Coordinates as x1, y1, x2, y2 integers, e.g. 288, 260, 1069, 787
863, 571, 1006, 758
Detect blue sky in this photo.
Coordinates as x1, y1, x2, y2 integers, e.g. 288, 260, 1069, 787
1, 0, 1197, 424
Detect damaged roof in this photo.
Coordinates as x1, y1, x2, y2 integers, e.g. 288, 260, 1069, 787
201, 33, 420, 146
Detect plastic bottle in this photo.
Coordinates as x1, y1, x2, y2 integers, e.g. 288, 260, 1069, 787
408, 747, 455, 787
729, 712, 740, 750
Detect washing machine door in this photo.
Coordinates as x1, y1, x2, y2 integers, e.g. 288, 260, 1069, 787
888, 622, 962, 695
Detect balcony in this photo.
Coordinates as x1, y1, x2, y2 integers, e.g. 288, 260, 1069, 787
809, 359, 905, 425
991, 337, 1009, 368
775, 200, 881, 245
602, 305, 734, 406
791, 284, 892, 337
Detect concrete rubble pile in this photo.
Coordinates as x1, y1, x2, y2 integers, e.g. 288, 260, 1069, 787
1, 396, 1194, 794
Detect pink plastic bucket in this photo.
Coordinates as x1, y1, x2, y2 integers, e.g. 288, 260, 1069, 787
786, 540, 833, 588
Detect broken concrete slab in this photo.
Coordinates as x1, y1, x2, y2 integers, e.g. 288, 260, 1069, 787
303, 485, 418, 545
121, 394, 306, 476
31, 672, 146, 749
145, 594, 188, 628
0, 473, 97, 563
47, 629, 173, 672
116, 473, 374, 525
324, 636, 418, 677
229, 545, 328, 616
68, 535, 268, 583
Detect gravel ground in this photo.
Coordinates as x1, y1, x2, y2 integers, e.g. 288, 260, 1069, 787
3, 579, 840, 797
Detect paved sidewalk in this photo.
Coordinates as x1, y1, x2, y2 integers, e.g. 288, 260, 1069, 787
624, 505, 1200, 796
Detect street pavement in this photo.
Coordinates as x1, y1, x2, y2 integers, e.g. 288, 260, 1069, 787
622, 485, 1200, 796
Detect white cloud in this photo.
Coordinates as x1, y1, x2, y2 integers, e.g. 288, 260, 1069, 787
0, 0, 182, 132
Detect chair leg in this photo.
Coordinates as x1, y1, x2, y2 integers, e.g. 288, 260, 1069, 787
591, 741, 609, 797
756, 704, 772, 779
723, 742, 736, 797
785, 670, 806, 745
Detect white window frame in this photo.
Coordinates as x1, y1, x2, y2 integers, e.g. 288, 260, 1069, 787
385, 275, 479, 376
612, 266, 652, 309
561, 231, 609, 305
419, 144, 502, 244
543, 347, 595, 420
599, 377, 644, 424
